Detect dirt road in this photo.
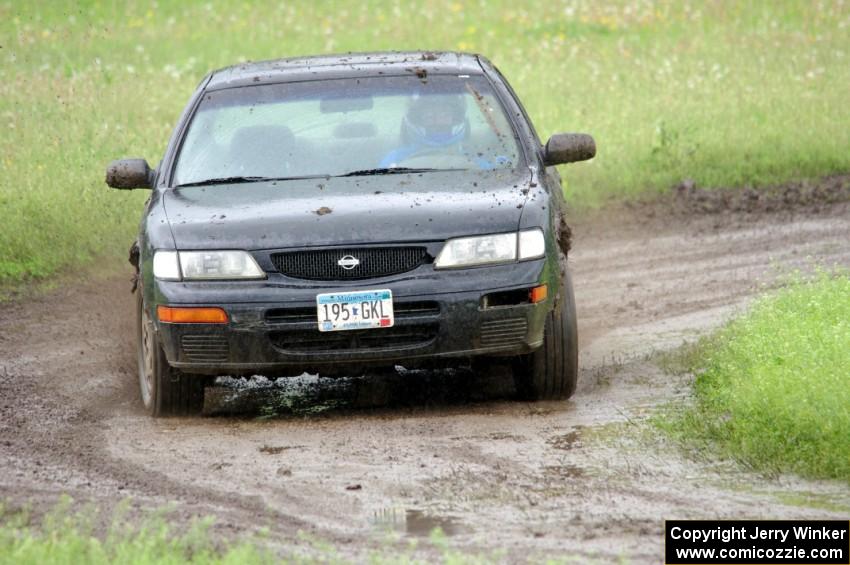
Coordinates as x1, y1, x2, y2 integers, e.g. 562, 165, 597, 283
1, 198, 849, 562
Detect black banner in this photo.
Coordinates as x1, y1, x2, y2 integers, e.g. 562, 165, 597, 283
665, 520, 849, 564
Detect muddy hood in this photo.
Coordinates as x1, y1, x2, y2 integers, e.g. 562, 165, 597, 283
163, 169, 531, 250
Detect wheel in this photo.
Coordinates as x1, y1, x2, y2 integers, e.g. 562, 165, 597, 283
136, 293, 205, 417
512, 262, 578, 401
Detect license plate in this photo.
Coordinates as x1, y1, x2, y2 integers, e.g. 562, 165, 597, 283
316, 289, 394, 332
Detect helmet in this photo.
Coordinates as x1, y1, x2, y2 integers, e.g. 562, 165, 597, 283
401, 94, 468, 147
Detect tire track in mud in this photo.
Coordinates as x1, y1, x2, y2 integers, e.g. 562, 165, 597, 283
0, 274, 319, 538
1, 201, 849, 562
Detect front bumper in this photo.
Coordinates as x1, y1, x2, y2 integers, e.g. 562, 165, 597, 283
151, 259, 554, 376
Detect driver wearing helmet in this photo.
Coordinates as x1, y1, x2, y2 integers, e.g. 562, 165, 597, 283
379, 94, 471, 168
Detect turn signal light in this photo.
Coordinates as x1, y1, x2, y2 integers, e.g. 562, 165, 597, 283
157, 306, 228, 324
529, 284, 548, 304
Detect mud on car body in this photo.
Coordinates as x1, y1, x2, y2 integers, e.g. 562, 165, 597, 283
106, 51, 595, 417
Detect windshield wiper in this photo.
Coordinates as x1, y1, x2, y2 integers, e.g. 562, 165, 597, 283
337, 167, 449, 177
175, 174, 329, 188
176, 169, 455, 186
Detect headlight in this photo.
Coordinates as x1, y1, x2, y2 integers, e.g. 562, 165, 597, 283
153, 250, 265, 280
434, 229, 546, 269
518, 228, 546, 260
152, 251, 181, 280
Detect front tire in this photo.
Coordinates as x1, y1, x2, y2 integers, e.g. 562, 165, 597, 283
136, 294, 205, 417
512, 264, 578, 401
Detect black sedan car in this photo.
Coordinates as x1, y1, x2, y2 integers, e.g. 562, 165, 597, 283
106, 51, 595, 416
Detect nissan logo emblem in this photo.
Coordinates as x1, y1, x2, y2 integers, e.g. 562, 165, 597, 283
337, 255, 360, 270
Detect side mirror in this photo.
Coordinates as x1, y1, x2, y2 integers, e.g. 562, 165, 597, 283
543, 133, 596, 166
105, 158, 153, 189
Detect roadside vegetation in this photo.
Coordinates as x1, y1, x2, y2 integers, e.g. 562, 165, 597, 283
0, 498, 527, 565
659, 271, 850, 482
1, 1, 849, 284
0, 501, 269, 565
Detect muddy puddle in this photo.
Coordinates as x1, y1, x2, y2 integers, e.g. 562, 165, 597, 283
203, 366, 516, 417
371, 507, 463, 537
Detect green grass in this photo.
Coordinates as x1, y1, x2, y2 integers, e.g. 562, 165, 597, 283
0, 497, 520, 565
2, 1, 849, 284
0, 499, 273, 565
659, 271, 850, 481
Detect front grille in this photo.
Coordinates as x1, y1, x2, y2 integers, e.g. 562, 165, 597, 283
480, 318, 528, 348
269, 322, 438, 353
181, 334, 229, 362
270, 247, 428, 281
265, 301, 440, 324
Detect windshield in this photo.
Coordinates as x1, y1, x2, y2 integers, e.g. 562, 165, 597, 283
173, 74, 523, 186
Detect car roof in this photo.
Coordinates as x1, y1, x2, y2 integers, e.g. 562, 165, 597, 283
205, 51, 487, 90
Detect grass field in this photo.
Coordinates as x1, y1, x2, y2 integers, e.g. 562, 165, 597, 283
659, 272, 850, 482
2, 1, 849, 283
